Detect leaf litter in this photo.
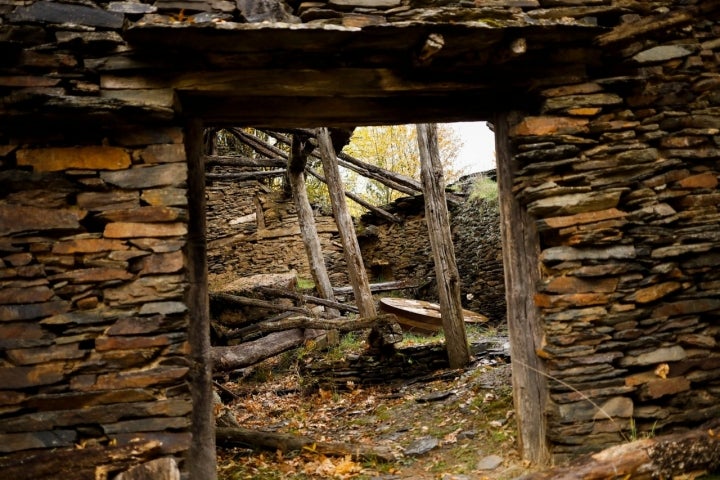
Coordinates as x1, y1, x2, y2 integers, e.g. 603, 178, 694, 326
217, 335, 531, 479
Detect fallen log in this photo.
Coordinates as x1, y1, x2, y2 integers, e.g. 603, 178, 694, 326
210, 292, 318, 317
333, 280, 419, 295
518, 419, 720, 480
256, 313, 398, 334
212, 329, 306, 371
212, 314, 403, 371
256, 286, 359, 314
216, 427, 395, 462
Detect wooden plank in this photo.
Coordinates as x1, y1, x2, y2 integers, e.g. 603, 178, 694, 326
288, 134, 340, 319
306, 167, 401, 223
496, 112, 549, 465
184, 120, 218, 478
417, 123, 470, 369
316, 128, 376, 319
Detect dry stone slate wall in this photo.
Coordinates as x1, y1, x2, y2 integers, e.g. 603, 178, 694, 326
206, 181, 347, 284
508, 21, 720, 459
1, 0, 720, 474
0, 125, 193, 473
205, 175, 506, 322
356, 175, 506, 323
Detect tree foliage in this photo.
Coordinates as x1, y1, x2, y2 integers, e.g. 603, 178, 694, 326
344, 124, 464, 208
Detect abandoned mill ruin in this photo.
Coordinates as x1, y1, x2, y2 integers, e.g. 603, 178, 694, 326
2, 0, 720, 478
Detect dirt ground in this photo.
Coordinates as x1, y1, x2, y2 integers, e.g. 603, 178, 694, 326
215, 331, 534, 480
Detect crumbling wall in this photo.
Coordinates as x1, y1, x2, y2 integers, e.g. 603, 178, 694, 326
206, 182, 347, 285
356, 181, 506, 323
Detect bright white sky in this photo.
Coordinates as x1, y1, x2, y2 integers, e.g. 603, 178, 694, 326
448, 121, 496, 174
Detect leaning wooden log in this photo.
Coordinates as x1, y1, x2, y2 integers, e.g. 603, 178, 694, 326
517, 419, 720, 480
210, 292, 320, 317
256, 286, 359, 314
288, 134, 341, 323
212, 329, 306, 371
205, 155, 286, 168
306, 167, 401, 223
0, 439, 162, 480
256, 313, 399, 334
216, 427, 395, 462
417, 123, 470, 369
333, 280, 419, 295
206, 169, 286, 181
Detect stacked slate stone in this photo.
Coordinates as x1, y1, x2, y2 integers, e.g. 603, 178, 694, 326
205, 179, 264, 275
205, 186, 347, 283
357, 184, 506, 324
510, 23, 720, 459
0, 127, 193, 467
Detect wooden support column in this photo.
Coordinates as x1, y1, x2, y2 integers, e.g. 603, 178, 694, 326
185, 120, 217, 480
416, 123, 470, 369
316, 128, 376, 319
288, 134, 340, 321
495, 112, 549, 465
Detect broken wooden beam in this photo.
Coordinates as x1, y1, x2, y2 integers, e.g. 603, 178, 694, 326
216, 427, 394, 462
205, 155, 286, 168
306, 167, 401, 223
332, 280, 419, 296
206, 169, 286, 181
256, 285, 359, 314
517, 419, 720, 480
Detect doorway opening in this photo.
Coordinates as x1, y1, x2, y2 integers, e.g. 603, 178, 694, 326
190, 121, 534, 479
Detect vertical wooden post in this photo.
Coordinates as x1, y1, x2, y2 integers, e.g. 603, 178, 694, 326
316, 128, 376, 319
416, 123, 470, 369
288, 134, 340, 323
185, 120, 217, 480
495, 113, 550, 465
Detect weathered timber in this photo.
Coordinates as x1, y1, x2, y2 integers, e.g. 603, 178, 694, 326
205, 169, 286, 181
210, 292, 321, 317
267, 129, 422, 196
417, 123, 470, 369
205, 155, 286, 168
518, 419, 720, 480
216, 427, 394, 462
255, 313, 399, 334
211, 329, 306, 371
332, 280, 420, 295
307, 167, 401, 223
186, 120, 217, 479
496, 112, 549, 465
596, 9, 694, 46
0, 439, 163, 480
316, 128, 377, 320
288, 134, 341, 321
256, 286, 359, 313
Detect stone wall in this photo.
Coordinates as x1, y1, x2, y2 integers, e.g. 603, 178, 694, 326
206, 180, 347, 285
508, 26, 720, 459
206, 174, 506, 323
356, 175, 506, 323
1, 0, 720, 473
0, 126, 193, 474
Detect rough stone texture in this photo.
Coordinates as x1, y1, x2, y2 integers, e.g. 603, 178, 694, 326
206, 173, 506, 323
0, 125, 191, 472
1, 0, 720, 474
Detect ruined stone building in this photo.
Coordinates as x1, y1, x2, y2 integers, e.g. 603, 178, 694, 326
1, 0, 720, 478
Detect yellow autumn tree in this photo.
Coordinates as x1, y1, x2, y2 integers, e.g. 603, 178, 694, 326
344, 124, 465, 207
